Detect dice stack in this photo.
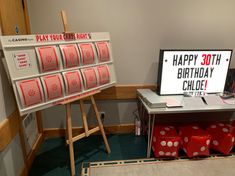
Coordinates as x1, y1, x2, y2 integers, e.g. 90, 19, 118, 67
152, 122, 235, 158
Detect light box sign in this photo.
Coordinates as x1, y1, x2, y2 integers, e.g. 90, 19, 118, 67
0, 32, 116, 115
157, 50, 233, 95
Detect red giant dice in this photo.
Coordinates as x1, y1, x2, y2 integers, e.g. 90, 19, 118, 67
152, 125, 181, 158
232, 121, 235, 146
206, 122, 234, 154
179, 125, 211, 158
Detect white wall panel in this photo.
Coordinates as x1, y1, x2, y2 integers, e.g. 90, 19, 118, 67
0, 135, 24, 176
0, 25, 16, 122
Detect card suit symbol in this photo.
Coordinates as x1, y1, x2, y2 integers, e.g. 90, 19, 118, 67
102, 73, 107, 78
69, 52, 74, 59
89, 76, 94, 81
86, 51, 91, 58
46, 55, 52, 63
51, 84, 58, 91
102, 49, 107, 57
165, 59, 168, 62
226, 58, 229, 61
71, 80, 77, 86
28, 89, 36, 97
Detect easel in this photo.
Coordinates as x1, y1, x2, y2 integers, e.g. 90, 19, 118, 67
60, 11, 111, 176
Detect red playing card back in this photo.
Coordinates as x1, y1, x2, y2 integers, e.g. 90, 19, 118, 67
18, 78, 43, 107
79, 43, 95, 65
81, 68, 98, 89
96, 42, 110, 62
60, 44, 80, 68
42, 74, 64, 100
37, 46, 59, 72
97, 65, 110, 85
64, 71, 83, 94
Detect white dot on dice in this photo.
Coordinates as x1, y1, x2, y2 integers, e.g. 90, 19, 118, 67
211, 125, 216, 128
174, 141, 179, 147
160, 130, 166, 135
166, 152, 171, 156
213, 140, 219, 146
165, 127, 170, 131
167, 141, 173, 147
222, 128, 229, 133
161, 141, 166, 146
200, 146, 206, 151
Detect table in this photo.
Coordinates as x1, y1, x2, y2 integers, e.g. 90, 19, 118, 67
137, 90, 235, 157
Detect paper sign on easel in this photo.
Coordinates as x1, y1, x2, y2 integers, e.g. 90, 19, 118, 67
13, 53, 32, 69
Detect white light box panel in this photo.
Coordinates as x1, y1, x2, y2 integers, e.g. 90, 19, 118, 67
0, 33, 116, 115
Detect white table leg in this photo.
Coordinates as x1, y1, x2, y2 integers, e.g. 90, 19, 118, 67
147, 114, 151, 157
147, 114, 156, 158
149, 115, 155, 157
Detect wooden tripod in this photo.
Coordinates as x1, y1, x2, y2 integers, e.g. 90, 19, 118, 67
60, 11, 111, 176
60, 90, 111, 175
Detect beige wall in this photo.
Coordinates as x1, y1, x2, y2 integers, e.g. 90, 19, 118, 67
0, 25, 16, 122
27, 0, 235, 126
42, 100, 137, 128
0, 59, 16, 122
28, 0, 235, 84
0, 135, 24, 176
0, 26, 25, 176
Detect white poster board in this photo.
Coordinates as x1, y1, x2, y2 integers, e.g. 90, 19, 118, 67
158, 50, 232, 95
0, 32, 116, 115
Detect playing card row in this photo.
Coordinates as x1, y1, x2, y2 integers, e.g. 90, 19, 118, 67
35, 42, 110, 73
15, 65, 110, 108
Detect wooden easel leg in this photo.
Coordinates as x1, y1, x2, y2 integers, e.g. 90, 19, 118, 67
80, 99, 89, 137
66, 103, 75, 176
90, 95, 111, 154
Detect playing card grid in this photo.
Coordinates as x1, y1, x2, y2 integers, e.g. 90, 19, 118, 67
16, 41, 112, 109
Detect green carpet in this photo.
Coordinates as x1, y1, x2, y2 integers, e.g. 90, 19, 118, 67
29, 134, 147, 176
